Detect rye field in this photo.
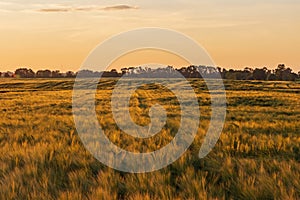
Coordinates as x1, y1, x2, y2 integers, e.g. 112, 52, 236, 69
0, 78, 299, 200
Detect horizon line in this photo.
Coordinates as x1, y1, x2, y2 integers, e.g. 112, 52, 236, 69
0, 63, 299, 73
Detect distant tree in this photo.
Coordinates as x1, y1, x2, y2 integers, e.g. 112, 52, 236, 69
52, 70, 62, 78
15, 68, 35, 78
235, 68, 252, 80
282, 67, 297, 81
220, 68, 227, 79
77, 70, 97, 77
5, 72, 13, 78
187, 65, 200, 78
110, 69, 119, 77
253, 67, 268, 80
225, 69, 237, 80
178, 67, 188, 78
102, 69, 119, 77
36, 70, 52, 78
66, 71, 75, 78
121, 68, 128, 75
268, 71, 277, 81
275, 64, 286, 80
274, 64, 297, 81
7, 65, 300, 80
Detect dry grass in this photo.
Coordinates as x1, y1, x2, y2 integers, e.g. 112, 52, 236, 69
0, 78, 299, 199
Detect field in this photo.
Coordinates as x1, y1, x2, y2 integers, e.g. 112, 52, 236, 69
0, 78, 299, 199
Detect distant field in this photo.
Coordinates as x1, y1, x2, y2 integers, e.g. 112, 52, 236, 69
0, 79, 299, 199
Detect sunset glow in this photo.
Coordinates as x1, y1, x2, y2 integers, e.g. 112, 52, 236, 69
0, 0, 299, 72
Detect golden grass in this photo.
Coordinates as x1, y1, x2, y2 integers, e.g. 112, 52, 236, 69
0, 79, 299, 199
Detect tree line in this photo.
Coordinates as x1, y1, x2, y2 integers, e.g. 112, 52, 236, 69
0, 64, 299, 81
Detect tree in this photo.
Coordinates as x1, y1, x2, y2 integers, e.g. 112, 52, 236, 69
275, 64, 286, 80
253, 68, 267, 80
225, 69, 237, 80
66, 71, 75, 78
77, 70, 96, 77
187, 65, 200, 78
268, 70, 277, 81
102, 69, 119, 77
121, 68, 128, 75
274, 64, 297, 81
15, 68, 35, 78
234, 68, 253, 80
36, 70, 52, 78
52, 70, 62, 78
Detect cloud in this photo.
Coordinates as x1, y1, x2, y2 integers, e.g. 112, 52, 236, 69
38, 8, 69, 12
102, 5, 139, 11
37, 5, 139, 13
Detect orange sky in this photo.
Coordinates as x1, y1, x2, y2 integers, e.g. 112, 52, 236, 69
0, 1, 299, 72
106, 49, 189, 70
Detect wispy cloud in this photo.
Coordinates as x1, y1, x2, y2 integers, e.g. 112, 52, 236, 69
102, 5, 139, 11
38, 8, 69, 12
37, 5, 139, 13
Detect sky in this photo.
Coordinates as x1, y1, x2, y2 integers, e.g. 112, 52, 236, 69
0, 0, 299, 72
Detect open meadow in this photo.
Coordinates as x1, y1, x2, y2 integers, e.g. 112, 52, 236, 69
0, 78, 299, 199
